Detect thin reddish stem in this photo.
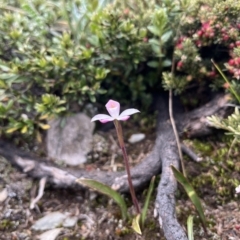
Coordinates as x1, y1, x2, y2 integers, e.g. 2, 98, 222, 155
114, 120, 141, 214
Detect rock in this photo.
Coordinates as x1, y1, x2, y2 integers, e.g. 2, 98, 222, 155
128, 133, 145, 144
63, 216, 78, 227
32, 212, 66, 231
47, 113, 95, 166
37, 228, 62, 240
7, 177, 33, 199
0, 188, 8, 202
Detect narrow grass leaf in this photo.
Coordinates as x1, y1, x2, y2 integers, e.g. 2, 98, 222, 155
141, 176, 155, 227
76, 178, 128, 220
187, 215, 194, 240
171, 166, 207, 231
211, 59, 240, 103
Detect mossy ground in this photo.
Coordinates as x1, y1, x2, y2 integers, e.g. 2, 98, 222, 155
184, 134, 240, 205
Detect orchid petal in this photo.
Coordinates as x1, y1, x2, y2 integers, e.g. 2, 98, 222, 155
105, 100, 120, 118
117, 115, 130, 121
118, 108, 140, 118
91, 114, 114, 123
99, 119, 114, 123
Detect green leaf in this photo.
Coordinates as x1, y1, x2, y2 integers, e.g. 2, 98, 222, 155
147, 26, 160, 36
148, 38, 160, 46
0, 80, 7, 88
151, 44, 163, 56
147, 61, 159, 68
141, 176, 155, 227
171, 166, 207, 231
0, 64, 10, 72
132, 214, 142, 235
6, 100, 14, 110
0, 74, 19, 84
162, 59, 172, 67
6, 127, 19, 133
187, 215, 194, 240
22, 3, 38, 17
0, 104, 7, 116
152, 9, 168, 34
95, 68, 110, 80
161, 30, 172, 43
76, 178, 128, 220
21, 125, 28, 134
38, 123, 50, 130
89, 94, 96, 102
88, 35, 99, 47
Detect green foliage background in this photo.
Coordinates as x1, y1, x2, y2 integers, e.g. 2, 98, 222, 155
0, 0, 240, 142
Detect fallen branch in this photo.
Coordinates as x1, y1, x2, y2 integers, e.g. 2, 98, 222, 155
0, 94, 229, 240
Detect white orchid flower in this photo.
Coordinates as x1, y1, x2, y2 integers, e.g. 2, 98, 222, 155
91, 99, 140, 123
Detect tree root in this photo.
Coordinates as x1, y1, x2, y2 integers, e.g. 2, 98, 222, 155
0, 94, 229, 240
181, 144, 203, 162
30, 177, 47, 209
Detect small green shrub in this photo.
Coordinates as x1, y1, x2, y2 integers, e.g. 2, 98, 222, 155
1, 0, 240, 143
0, 0, 111, 140
168, 0, 240, 94
0, 0, 177, 141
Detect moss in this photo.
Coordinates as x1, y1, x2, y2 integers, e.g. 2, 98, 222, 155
191, 139, 213, 155
144, 219, 157, 231
115, 226, 132, 236
186, 134, 240, 204
0, 219, 14, 231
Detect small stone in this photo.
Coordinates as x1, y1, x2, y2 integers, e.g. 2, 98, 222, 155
37, 228, 62, 240
0, 188, 8, 202
89, 192, 97, 201
32, 212, 66, 231
4, 209, 12, 218
128, 133, 145, 144
63, 216, 78, 227
18, 231, 31, 239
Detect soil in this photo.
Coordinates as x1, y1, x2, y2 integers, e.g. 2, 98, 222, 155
0, 126, 240, 240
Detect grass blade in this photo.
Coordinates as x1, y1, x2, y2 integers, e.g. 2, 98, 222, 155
187, 215, 194, 240
171, 166, 207, 232
211, 59, 240, 103
141, 176, 156, 227
76, 178, 128, 220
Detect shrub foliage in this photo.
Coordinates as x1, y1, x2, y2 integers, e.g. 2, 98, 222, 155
0, 0, 240, 142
